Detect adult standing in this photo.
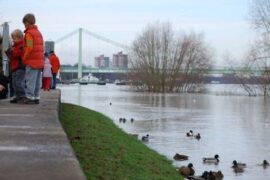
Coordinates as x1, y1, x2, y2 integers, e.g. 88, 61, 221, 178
49, 51, 60, 89
21, 13, 44, 104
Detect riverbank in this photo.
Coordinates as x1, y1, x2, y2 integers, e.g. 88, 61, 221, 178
0, 90, 86, 180
60, 103, 182, 180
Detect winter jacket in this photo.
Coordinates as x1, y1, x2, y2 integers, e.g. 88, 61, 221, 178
49, 53, 60, 74
23, 25, 44, 69
5, 39, 24, 72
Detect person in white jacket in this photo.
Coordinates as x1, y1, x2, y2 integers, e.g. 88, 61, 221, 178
42, 53, 52, 91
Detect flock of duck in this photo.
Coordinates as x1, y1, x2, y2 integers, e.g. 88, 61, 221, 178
119, 117, 134, 123
186, 130, 201, 140
116, 115, 269, 179
173, 130, 270, 180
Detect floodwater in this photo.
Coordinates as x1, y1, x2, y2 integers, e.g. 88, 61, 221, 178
59, 84, 270, 180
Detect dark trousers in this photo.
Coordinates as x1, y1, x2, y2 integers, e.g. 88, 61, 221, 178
51, 74, 57, 89
8, 74, 14, 97
12, 69, 26, 99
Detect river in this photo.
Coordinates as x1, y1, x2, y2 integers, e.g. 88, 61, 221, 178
59, 84, 270, 180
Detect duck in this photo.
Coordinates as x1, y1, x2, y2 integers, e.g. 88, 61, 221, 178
178, 163, 195, 177
188, 170, 224, 180
260, 160, 269, 168
186, 130, 193, 137
130, 118, 134, 122
173, 153, 188, 161
200, 171, 210, 179
119, 118, 123, 122
187, 171, 208, 180
141, 134, 149, 142
210, 170, 224, 180
203, 154, 219, 163
232, 160, 245, 173
232, 160, 246, 168
194, 133, 201, 140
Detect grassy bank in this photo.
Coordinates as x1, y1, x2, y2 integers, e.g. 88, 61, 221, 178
60, 103, 182, 180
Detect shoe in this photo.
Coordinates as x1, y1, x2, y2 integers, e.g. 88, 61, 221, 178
17, 97, 26, 103
34, 99, 39, 104
10, 98, 18, 103
19, 98, 36, 105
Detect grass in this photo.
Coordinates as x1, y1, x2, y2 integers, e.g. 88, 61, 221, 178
60, 103, 183, 180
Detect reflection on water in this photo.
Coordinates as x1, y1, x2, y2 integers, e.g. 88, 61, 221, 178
59, 84, 270, 180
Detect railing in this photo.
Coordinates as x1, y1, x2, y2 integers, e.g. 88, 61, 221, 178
60, 66, 267, 75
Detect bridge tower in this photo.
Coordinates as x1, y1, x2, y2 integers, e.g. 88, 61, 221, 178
1, 22, 10, 76
78, 28, 83, 79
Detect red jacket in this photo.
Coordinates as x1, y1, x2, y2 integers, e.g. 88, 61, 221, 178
6, 39, 24, 72
23, 25, 44, 69
49, 54, 60, 74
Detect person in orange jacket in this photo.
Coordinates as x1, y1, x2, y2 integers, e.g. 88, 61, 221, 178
5, 29, 25, 103
48, 51, 60, 89
20, 13, 44, 104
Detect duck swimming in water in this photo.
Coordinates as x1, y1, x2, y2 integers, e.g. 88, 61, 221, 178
194, 133, 201, 140
178, 163, 195, 177
232, 160, 245, 173
209, 171, 224, 180
173, 153, 188, 161
203, 154, 219, 163
232, 160, 246, 168
188, 170, 224, 180
259, 160, 269, 168
141, 134, 149, 142
186, 130, 193, 137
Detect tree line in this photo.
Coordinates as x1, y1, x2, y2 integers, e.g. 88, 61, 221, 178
129, 1, 270, 96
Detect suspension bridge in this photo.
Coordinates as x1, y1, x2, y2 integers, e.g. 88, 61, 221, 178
54, 27, 268, 82
1, 23, 268, 82
53, 27, 129, 81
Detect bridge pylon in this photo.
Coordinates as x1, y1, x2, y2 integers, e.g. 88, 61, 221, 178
78, 28, 83, 80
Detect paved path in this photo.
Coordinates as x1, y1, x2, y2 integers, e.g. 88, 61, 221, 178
0, 90, 86, 180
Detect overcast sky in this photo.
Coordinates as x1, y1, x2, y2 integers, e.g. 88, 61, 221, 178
1, 0, 255, 65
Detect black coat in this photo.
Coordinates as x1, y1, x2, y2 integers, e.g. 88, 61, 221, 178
0, 75, 8, 99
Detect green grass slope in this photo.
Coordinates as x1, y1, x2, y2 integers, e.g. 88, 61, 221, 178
60, 103, 182, 180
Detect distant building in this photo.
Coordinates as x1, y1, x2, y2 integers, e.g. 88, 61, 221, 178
45, 41, 54, 53
113, 51, 128, 68
95, 54, 110, 68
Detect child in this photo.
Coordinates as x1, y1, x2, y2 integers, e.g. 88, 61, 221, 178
21, 13, 44, 104
5, 29, 25, 103
42, 53, 52, 91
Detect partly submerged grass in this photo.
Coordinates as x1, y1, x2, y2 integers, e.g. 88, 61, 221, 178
60, 103, 182, 180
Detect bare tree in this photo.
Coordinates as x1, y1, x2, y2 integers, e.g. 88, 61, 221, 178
250, 0, 270, 33
246, 46, 270, 96
246, 0, 270, 96
129, 22, 212, 93
222, 51, 258, 96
